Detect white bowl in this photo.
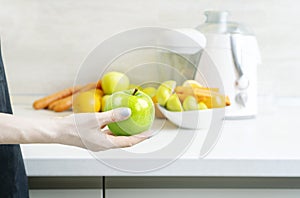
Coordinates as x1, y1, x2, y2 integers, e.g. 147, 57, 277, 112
157, 104, 217, 129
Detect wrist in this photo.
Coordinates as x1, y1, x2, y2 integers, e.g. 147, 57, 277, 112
53, 115, 85, 148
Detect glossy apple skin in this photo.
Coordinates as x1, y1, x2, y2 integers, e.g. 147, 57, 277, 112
104, 89, 154, 136
101, 71, 130, 95
101, 95, 111, 112
73, 90, 101, 113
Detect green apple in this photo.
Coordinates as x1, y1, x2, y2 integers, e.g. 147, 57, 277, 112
166, 93, 183, 112
183, 96, 199, 111
101, 71, 130, 94
101, 95, 111, 112
156, 80, 176, 106
104, 89, 155, 136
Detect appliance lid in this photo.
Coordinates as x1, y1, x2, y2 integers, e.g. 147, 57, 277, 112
196, 10, 254, 35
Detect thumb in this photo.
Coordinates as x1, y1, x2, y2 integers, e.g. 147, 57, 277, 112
99, 107, 131, 126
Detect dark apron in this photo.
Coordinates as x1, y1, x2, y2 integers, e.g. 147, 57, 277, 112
0, 44, 29, 197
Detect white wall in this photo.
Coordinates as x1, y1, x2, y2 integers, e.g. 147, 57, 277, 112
0, 0, 299, 96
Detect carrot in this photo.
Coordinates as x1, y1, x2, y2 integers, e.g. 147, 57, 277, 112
79, 82, 98, 92
33, 86, 82, 110
175, 86, 214, 102
175, 86, 219, 97
48, 99, 59, 110
96, 80, 102, 89
52, 95, 73, 112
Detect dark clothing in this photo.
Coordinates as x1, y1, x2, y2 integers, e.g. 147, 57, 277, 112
0, 45, 29, 197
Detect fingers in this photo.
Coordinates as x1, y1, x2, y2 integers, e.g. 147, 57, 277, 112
97, 108, 131, 127
131, 131, 153, 139
107, 134, 148, 148
106, 131, 152, 148
103, 129, 152, 138
102, 129, 114, 135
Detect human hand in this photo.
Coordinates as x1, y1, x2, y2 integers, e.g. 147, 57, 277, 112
54, 108, 152, 151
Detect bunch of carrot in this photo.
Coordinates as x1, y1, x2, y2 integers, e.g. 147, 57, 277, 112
33, 81, 102, 112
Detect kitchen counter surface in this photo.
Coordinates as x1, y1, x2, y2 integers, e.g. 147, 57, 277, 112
12, 95, 300, 177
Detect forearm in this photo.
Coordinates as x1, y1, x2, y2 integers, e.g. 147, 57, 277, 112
0, 113, 59, 144
0, 108, 149, 151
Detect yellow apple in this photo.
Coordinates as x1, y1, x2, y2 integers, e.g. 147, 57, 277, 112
101, 71, 130, 94
73, 91, 101, 113
198, 102, 208, 110
142, 87, 157, 98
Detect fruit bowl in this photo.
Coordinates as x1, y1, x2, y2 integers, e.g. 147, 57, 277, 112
157, 104, 215, 129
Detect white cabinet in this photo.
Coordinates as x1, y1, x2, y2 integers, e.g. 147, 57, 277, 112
29, 189, 102, 198
107, 189, 300, 198
28, 177, 300, 198
29, 189, 300, 198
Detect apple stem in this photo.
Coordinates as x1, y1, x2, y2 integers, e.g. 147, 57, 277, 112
132, 88, 138, 95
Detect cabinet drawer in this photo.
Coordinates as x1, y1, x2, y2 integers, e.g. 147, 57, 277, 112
107, 189, 300, 198
30, 189, 101, 198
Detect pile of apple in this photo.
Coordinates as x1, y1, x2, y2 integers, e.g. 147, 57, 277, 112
74, 71, 155, 136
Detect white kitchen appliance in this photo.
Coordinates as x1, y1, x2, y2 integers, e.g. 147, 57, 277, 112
195, 11, 261, 119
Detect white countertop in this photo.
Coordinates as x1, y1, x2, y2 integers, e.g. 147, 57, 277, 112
11, 95, 300, 177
